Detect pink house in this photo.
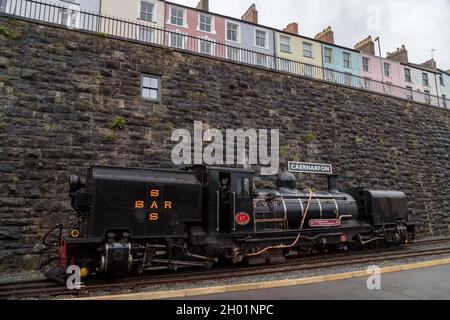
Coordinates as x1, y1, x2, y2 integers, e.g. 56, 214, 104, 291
164, 2, 226, 58
359, 52, 404, 97
355, 37, 404, 98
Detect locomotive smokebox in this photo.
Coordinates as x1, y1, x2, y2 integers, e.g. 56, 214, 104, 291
328, 175, 339, 193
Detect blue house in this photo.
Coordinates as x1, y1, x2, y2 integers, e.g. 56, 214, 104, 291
321, 43, 361, 87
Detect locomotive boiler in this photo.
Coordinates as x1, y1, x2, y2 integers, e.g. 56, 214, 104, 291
42, 165, 416, 282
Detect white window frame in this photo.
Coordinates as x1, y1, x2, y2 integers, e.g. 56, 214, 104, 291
303, 64, 314, 77
324, 47, 333, 64
168, 30, 188, 49
226, 46, 241, 61
279, 35, 291, 53
0, 0, 8, 12
406, 86, 413, 100
280, 58, 290, 72
424, 90, 431, 104
344, 72, 352, 86
225, 20, 241, 43
139, 0, 156, 23
198, 12, 215, 34
254, 28, 268, 49
443, 95, 447, 108
255, 52, 268, 67
198, 36, 215, 56
404, 68, 412, 83
303, 42, 313, 58
167, 5, 187, 28
138, 26, 155, 43
343, 52, 351, 68
362, 57, 370, 72
384, 62, 391, 78
363, 77, 371, 90
325, 69, 335, 82
141, 74, 161, 102
422, 73, 429, 87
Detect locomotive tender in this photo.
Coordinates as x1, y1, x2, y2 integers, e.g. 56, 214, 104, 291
43, 165, 416, 281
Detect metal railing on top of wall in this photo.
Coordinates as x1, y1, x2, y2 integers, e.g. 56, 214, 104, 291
1, 0, 449, 109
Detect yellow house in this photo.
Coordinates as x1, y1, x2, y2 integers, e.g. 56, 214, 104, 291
100, 0, 165, 43
275, 23, 323, 78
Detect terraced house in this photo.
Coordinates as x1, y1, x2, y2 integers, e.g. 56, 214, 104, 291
437, 69, 450, 108
164, 1, 227, 58
275, 23, 323, 78
224, 4, 275, 68
316, 27, 361, 88
100, 0, 165, 42
355, 36, 404, 98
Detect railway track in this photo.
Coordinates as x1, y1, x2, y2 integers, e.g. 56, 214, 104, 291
2, 237, 450, 299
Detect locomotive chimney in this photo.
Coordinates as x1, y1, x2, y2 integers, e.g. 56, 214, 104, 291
328, 175, 339, 193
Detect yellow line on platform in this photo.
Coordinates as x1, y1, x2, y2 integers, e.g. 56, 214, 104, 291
71, 258, 450, 300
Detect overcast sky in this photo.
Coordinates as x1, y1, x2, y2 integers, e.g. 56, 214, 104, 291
170, 0, 450, 69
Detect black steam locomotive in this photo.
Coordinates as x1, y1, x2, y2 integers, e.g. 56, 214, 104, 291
43, 165, 416, 282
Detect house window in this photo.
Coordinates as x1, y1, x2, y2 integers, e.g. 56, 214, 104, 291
384, 63, 391, 77
170, 7, 184, 26
303, 42, 313, 58
422, 73, 429, 86
0, 0, 7, 12
324, 47, 333, 64
141, 74, 160, 101
304, 64, 313, 77
424, 90, 431, 104
169, 32, 186, 49
280, 35, 291, 53
199, 13, 212, 33
385, 81, 392, 94
343, 52, 351, 68
255, 29, 267, 48
199, 38, 213, 55
256, 53, 267, 67
439, 74, 445, 86
363, 78, 371, 90
280, 59, 290, 72
362, 57, 370, 72
139, 27, 154, 43
227, 47, 240, 61
442, 95, 447, 108
344, 73, 352, 86
140, 1, 154, 22
406, 86, 413, 100
325, 69, 335, 82
404, 68, 412, 83
226, 22, 239, 42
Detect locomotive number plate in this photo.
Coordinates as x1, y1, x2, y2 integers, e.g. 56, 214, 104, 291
235, 212, 251, 226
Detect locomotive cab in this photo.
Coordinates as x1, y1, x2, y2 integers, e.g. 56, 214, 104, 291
190, 166, 255, 235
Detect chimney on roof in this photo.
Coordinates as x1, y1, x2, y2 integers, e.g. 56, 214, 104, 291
314, 26, 334, 44
242, 4, 258, 24
421, 59, 437, 69
386, 45, 409, 64
283, 22, 299, 35
354, 36, 375, 55
196, 0, 209, 11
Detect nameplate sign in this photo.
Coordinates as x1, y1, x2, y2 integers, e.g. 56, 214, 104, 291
288, 162, 333, 175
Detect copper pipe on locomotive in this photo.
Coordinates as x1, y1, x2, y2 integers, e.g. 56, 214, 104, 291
246, 186, 313, 257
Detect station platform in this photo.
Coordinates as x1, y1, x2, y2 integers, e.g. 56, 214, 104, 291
183, 263, 450, 300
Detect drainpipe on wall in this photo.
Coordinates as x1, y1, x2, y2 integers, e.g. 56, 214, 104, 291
272, 29, 277, 71
434, 73, 441, 107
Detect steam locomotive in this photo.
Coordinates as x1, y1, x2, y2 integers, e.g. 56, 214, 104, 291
43, 165, 416, 282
